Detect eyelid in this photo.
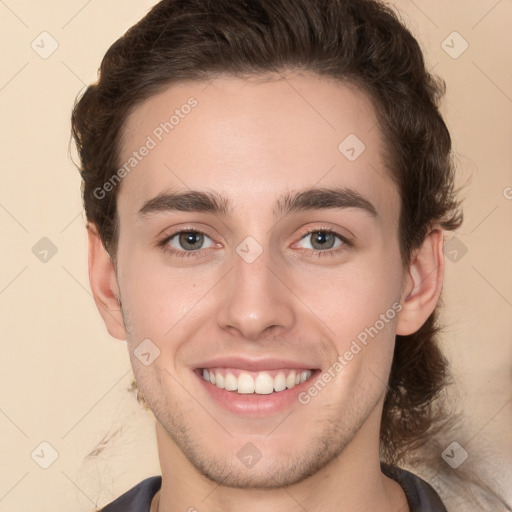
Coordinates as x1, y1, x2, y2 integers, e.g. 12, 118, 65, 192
157, 226, 216, 253
295, 225, 353, 245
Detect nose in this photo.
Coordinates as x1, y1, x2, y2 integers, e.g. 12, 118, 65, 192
216, 248, 296, 341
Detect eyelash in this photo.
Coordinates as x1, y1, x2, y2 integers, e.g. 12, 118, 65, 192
157, 227, 352, 259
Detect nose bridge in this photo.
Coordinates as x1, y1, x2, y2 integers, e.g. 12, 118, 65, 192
216, 243, 295, 339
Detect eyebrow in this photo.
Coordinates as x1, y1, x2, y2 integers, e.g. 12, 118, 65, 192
137, 186, 378, 220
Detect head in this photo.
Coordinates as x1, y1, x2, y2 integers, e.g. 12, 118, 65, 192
72, 0, 463, 485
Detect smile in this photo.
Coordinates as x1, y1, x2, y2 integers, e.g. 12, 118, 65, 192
200, 368, 315, 395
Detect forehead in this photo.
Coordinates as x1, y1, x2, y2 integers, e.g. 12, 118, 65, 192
117, 72, 399, 225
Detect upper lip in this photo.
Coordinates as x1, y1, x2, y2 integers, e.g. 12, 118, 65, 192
195, 356, 319, 372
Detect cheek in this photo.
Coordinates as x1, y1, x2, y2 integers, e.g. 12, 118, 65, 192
118, 251, 208, 339
297, 255, 402, 341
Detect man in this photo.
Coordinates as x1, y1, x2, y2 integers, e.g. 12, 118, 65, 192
71, 0, 464, 510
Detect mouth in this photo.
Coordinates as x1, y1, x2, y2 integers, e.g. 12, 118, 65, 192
193, 361, 321, 416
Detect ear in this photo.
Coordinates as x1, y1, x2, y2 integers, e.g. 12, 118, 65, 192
396, 227, 445, 336
87, 223, 127, 340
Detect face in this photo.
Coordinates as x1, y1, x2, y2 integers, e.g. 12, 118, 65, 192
112, 71, 407, 487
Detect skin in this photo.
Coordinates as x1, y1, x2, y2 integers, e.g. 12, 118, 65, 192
88, 71, 445, 512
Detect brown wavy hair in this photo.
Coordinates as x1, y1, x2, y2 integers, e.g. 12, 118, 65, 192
71, 0, 463, 465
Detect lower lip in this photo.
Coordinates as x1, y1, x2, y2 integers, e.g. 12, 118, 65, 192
195, 369, 320, 416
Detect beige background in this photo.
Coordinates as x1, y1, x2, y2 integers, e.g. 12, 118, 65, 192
0, 1, 511, 511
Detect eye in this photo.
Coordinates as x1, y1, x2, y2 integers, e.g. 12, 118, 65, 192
157, 227, 352, 259
295, 228, 351, 257
159, 229, 215, 258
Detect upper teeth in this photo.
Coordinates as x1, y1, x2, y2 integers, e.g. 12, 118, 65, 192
201, 368, 313, 394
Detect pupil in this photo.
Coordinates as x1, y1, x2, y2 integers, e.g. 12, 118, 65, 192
312, 231, 334, 250
180, 232, 202, 250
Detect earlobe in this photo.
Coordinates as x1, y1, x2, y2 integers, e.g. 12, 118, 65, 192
396, 228, 445, 336
87, 223, 127, 340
